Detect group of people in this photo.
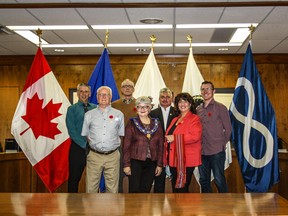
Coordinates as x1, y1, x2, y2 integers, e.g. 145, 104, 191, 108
65, 79, 232, 194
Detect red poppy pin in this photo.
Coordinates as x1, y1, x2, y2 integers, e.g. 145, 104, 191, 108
109, 115, 114, 119
208, 112, 212, 117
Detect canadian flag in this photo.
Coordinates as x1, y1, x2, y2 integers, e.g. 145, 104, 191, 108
11, 48, 71, 192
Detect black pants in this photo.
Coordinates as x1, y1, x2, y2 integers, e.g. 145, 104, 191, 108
128, 159, 156, 193
118, 145, 124, 193
170, 167, 195, 193
153, 168, 166, 193
68, 141, 87, 193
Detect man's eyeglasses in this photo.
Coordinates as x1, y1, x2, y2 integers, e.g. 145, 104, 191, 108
160, 96, 171, 100
136, 105, 150, 110
98, 93, 110, 97
122, 85, 133, 88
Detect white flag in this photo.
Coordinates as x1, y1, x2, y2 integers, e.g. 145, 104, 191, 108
182, 47, 204, 96
134, 50, 166, 108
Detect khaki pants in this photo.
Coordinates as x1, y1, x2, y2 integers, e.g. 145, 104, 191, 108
86, 150, 120, 193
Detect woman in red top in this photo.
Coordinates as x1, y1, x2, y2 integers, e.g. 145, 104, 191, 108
165, 93, 202, 193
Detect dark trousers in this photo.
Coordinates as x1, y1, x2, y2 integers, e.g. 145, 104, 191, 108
199, 151, 228, 193
128, 159, 156, 193
118, 146, 124, 193
170, 167, 195, 193
153, 168, 166, 193
68, 141, 86, 193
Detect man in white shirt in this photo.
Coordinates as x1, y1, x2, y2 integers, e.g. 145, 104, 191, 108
82, 86, 125, 193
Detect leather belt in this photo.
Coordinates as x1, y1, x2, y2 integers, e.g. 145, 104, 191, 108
90, 148, 118, 155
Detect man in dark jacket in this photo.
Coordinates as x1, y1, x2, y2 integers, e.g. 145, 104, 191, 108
150, 87, 177, 193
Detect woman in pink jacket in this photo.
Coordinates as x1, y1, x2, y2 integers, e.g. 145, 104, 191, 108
165, 92, 202, 193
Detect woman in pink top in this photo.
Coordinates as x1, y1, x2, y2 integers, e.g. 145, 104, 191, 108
165, 92, 202, 193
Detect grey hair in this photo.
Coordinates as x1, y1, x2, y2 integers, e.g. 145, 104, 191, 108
135, 96, 152, 107
77, 83, 91, 91
121, 79, 134, 87
97, 86, 112, 96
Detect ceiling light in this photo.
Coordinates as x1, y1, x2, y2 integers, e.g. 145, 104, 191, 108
42, 44, 103, 48
229, 28, 251, 43
91, 24, 172, 29
140, 18, 163, 24
176, 23, 258, 29
176, 43, 241, 47
7, 25, 89, 30
108, 43, 172, 47
41, 43, 172, 48
15, 30, 48, 45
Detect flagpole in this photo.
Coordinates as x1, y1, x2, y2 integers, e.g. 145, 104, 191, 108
105, 29, 109, 48
187, 34, 192, 49
248, 24, 256, 47
150, 35, 156, 51
36, 28, 42, 50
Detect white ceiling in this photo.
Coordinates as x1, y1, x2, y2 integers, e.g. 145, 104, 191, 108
0, 0, 288, 55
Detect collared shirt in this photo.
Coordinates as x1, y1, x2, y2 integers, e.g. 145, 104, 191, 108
81, 105, 125, 152
197, 99, 232, 156
66, 100, 97, 149
160, 105, 172, 131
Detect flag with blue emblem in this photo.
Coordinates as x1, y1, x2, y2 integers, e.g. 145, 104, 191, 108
88, 48, 120, 104
229, 43, 279, 192
88, 48, 120, 192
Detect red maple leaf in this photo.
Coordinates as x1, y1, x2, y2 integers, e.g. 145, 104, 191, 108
20, 93, 62, 139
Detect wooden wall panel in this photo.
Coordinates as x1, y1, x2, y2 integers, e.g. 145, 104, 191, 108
0, 86, 20, 150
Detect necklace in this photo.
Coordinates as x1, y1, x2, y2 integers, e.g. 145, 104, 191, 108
132, 118, 159, 139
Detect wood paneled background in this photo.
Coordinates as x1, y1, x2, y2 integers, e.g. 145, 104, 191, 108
0, 54, 287, 150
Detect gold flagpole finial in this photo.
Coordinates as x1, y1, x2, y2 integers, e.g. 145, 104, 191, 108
249, 25, 256, 40
187, 35, 192, 48
36, 28, 42, 49
150, 35, 156, 50
105, 29, 109, 48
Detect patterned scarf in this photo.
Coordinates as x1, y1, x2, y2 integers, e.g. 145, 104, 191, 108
174, 134, 186, 188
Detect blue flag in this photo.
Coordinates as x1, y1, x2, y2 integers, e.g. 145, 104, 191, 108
88, 48, 120, 192
229, 43, 279, 192
88, 48, 120, 104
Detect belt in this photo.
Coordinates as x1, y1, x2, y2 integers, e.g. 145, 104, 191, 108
90, 148, 118, 155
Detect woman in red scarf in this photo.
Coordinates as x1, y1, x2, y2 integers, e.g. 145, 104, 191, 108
165, 93, 202, 193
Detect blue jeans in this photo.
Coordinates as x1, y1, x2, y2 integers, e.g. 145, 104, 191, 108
199, 151, 228, 193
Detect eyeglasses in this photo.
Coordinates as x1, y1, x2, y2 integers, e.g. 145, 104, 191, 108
122, 85, 133, 88
200, 87, 213, 91
136, 105, 150, 110
160, 96, 171, 100
98, 93, 110, 97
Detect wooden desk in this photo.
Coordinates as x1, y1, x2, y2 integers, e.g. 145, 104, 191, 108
1, 151, 288, 200
0, 193, 287, 215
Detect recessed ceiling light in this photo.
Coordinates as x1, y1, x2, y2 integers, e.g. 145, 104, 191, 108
140, 18, 163, 24
218, 48, 229, 51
